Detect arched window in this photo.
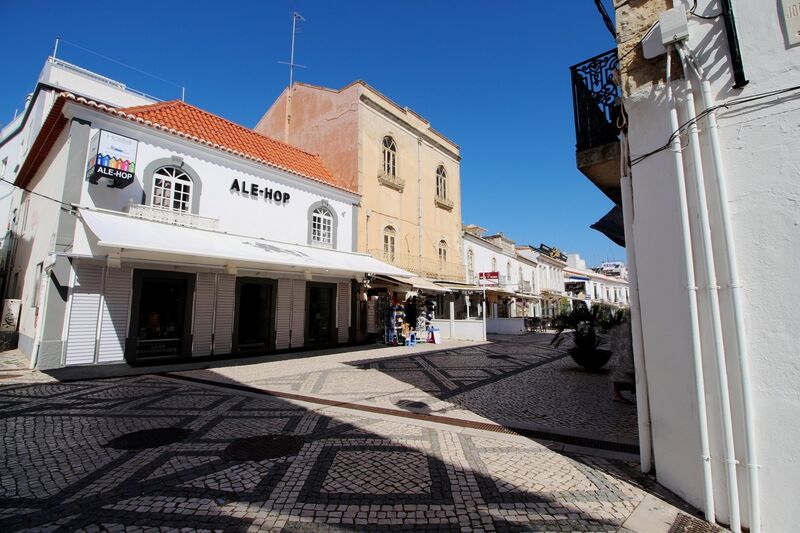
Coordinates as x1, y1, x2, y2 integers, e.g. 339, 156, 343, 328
437, 240, 448, 265
382, 136, 397, 177
311, 206, 334, 247
383, 226, 396, 262
152, 166, 193, 212
491, 257, 497, 272
506, 261, 512, 284
518, 266, 524, 288
466, 249, 475, 281
436, 165, 447, 199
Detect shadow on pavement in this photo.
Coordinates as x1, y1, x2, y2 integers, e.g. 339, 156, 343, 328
0, 374, 638, 532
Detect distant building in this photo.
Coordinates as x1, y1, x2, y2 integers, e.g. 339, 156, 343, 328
564, 254, 629, 307
255, 81, 464, 283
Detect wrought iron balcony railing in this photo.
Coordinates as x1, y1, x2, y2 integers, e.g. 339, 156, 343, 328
368, 249, 465, 281
570, 49, 621, 152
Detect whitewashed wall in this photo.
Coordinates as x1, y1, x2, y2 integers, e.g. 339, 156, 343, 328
71, 111, 357, 257
623, 1, 800, 529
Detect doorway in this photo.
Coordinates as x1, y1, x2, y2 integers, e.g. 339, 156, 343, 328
306, 282, 336, 346
234, 278, 275, 353
127, 270, 195, 363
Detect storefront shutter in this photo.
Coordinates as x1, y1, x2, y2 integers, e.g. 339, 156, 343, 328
215, 274, 235, 354
275, 278, 292, 349
337, 281, 349, 343
64, 263, 103, 365
193, 273, 216, 356
290, 279, 305, 347
97, 267, 131, 363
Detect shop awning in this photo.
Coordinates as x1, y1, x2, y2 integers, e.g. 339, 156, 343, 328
379, 275, 451, 293
515, 293, 541, 300
80, 209, 413, 278
434, 281, 484, 292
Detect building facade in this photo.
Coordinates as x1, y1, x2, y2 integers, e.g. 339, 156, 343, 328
254, 81, 464, 282
5, 63, 409, 370
571, 1, 798, 530
564, 253, 629, 308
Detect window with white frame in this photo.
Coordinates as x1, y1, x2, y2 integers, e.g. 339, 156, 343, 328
518, 266, 523, 289
382, 136, 397, 177
311, 206, 334, 247
467, 249, 475, 281
506, 261, 512, 285
152, 166, 193, 212
436, 165, 447, 199
491, 257, 497, 272
383, 226, 396, 261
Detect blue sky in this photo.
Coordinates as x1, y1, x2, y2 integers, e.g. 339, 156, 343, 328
0, 0, 622, 265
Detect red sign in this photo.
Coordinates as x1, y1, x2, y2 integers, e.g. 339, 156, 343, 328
478, 271, 499, 285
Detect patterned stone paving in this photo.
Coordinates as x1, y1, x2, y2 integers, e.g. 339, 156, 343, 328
176, 334, 638, 442
0, 374, 662, 532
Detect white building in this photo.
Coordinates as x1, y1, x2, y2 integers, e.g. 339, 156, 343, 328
564, 253, 629, 308
463, 225, 543, 334
572, 1, 798, 530
5, 60, 408, 369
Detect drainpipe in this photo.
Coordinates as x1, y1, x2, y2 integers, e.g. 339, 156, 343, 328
665, 46, 716, 524
676, 45, 741, 532
417, 138, 423, 260
719, 0, 748, 89
679, 42, 761, 533
619, 132, 652, 474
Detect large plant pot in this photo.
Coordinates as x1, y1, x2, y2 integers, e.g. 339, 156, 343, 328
568, 347, 612, 371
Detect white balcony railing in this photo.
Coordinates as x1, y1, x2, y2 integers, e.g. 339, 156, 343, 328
125, 203, 219, 231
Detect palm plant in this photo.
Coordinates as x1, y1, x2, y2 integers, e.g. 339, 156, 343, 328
550, 304, 625, 371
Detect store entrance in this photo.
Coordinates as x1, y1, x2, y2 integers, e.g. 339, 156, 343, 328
234, 279, 274, 352
127, 270, 195, 363
306, 282, 336, 345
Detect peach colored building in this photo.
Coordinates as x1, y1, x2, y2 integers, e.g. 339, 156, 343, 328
255, 81, 464, 282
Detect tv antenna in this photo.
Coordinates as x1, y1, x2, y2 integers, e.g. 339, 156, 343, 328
278, 12, 306, 87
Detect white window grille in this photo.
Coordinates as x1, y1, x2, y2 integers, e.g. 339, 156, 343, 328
383, 226, 396, 262
382, 136, 397, 177
311, 206, 333, 247
436, 165, 447, 199
152, 166, 192, 212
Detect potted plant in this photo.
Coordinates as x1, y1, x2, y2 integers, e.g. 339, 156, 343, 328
550, 304, 624, 371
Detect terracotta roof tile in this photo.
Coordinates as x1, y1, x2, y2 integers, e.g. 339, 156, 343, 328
112, 99, 349, 192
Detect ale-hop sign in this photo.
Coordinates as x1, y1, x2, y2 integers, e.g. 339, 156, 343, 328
86, 130, 138, 189
230, 179, 290, 204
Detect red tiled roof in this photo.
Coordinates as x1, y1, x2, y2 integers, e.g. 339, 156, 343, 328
115, 99, 349, 193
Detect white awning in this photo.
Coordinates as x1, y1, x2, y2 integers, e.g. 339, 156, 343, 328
379, 275, 450, 293
80, 209, 413, 278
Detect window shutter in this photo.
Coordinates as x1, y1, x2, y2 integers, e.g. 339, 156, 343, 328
97, 267, 131, 363
275, 278, 292, 349
290, 279, 305, 347
64, 263, 104, 366
192, 273, 216, 356
214, 274, 236, 354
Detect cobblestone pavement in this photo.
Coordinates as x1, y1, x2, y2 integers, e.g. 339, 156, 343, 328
0, 375, 670, 532
175, 334, 638, 443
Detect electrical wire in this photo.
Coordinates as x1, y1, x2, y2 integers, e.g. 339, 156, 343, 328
618, 21, 658, 65
0, 177, 74, 211
630, 84, 800, 166
594, 0, 617, 39
689, 0, 722, 20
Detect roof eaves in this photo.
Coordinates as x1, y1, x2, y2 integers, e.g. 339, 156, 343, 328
66, 94, 359, 196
